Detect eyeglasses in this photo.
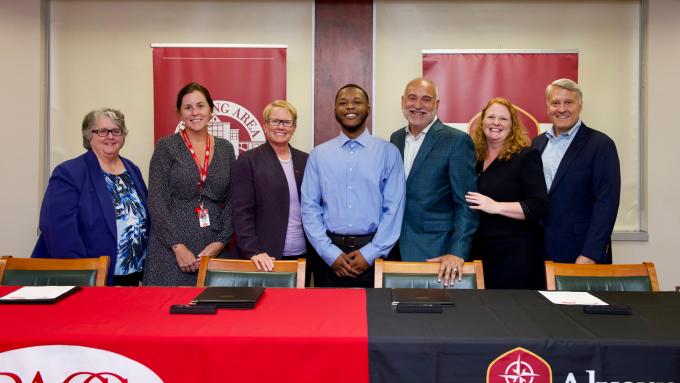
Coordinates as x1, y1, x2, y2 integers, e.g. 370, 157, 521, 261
268, 119, 294, 128
92, 128, 123, 137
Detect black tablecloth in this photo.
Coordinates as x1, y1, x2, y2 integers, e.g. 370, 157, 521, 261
367, 289, 680, 382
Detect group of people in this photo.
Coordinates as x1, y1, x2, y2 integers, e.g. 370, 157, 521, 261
31, 77, 621, 289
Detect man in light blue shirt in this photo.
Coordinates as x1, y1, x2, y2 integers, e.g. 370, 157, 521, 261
301, 84, 405, 287
540, 120, 582, 191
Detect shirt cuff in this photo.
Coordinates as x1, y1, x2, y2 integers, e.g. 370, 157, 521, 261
359, 242, 380, 265
321, 244, 343, 267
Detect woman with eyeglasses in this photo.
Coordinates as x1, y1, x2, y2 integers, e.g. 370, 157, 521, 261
143, 82, 236, 286
232, 100, 314, 284
32, 108, 148, 286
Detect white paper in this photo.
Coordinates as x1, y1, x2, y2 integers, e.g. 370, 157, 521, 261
538, 291, 608, 306
0, 286, 77, 301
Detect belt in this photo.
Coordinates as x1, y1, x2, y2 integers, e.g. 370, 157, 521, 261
327, 232, 375, 248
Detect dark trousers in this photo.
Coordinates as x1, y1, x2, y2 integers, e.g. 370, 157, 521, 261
313, 233, 378, 288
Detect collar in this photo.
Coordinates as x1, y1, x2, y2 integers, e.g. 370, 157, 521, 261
405, 116, 438, 138
338, 127, 371, 147
547, 119, 582, 139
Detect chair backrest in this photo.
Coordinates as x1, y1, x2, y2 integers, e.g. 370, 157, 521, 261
544, 261, 660, 292
196, 257, 306, 288
374, 259, 485, 289
0, 256, 109, 287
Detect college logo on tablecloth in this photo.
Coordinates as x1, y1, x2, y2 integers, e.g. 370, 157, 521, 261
487, 347, 552, 383
0, 345, 163, 383
175, 99, 266, 158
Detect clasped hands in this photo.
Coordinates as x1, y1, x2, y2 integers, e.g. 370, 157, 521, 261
331, 250, 370, 278
173, 242, 225, 273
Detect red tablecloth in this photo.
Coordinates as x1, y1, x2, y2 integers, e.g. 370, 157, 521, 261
0, 287, 368, 383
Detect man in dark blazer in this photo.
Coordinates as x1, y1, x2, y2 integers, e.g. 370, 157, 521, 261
532, 78, 620, 264
390, 78, 479, 285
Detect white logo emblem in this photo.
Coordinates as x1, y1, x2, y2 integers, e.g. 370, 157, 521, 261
0, 345, 163, 382
499, 353, 541, 383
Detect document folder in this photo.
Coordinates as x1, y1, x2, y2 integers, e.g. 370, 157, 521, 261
391, 288, 455, 306
0, 286, 81, 304
191, 287, 264, 309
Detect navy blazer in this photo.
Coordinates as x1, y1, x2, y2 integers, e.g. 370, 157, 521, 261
390, 119, 479, 261
232, 142, 308, 259
32, 150, 148, 284
532, 123, 620, 263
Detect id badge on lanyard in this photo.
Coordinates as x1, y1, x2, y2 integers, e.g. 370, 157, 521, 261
181, 129, 212, 228
195, 202, 211, 228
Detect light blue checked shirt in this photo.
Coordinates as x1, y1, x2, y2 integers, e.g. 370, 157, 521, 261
541, 121, 582, 190
301, 129, 405, 266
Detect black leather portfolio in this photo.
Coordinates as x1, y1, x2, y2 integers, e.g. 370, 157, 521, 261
391, 288, 455, 306
191, 287, 265, 309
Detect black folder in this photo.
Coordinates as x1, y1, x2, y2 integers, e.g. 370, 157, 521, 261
191, 287, 264, 309
391, 288, 455, 306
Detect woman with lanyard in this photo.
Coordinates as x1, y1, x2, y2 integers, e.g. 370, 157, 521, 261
144, 82, 236, 286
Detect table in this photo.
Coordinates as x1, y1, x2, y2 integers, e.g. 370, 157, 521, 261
0, 287, 368, 383
1, 287, 679, 383
367, 289, 680, 383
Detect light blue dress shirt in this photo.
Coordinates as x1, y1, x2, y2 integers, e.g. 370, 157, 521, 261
541, 121, 582, 190
301, 129, 406, 266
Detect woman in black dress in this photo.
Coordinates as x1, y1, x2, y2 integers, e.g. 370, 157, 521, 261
465, 97, 548, 289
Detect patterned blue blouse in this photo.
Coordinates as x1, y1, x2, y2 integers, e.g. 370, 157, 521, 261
104, 171, 148, 276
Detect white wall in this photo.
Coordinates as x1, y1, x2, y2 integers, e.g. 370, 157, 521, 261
613, 0, 680, 291
1, 0, 679, 290
374, 0, 641, 232
49, 0, 314, 180
0, 0, 44, 258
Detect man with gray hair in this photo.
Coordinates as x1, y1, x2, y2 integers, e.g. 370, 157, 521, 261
532, 78, 621, 264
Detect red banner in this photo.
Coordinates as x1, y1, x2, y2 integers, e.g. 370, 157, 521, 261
423, 51, 578, 137
152, 45, 286, 155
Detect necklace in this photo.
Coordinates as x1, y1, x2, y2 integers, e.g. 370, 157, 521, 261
278, 148, 292, 164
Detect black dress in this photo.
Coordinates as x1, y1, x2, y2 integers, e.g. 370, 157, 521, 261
471, 147, 548, 289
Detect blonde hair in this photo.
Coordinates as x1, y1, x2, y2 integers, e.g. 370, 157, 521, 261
263, 100, 298, 125
472, 97, 529, 161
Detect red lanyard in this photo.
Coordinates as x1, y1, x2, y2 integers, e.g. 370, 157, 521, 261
180, 129, 211, 190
